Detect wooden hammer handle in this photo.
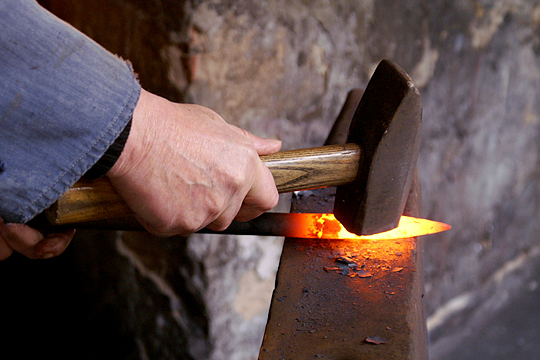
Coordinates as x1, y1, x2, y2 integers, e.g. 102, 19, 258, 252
45, 143, 362, 226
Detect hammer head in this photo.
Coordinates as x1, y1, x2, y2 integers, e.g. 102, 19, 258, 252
334, 59, 422, 235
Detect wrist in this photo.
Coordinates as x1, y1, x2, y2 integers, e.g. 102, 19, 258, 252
83, 117, 132, 180
105, 88, 151, 179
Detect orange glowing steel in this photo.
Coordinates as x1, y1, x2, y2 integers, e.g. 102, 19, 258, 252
295, 214, 450, 240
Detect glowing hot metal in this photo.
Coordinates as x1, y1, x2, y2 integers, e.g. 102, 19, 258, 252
288, 213, 450, 240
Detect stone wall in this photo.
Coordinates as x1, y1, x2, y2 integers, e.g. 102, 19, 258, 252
4, 1, 540, 359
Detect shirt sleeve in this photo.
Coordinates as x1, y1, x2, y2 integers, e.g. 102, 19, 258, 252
0, 0, 141, 223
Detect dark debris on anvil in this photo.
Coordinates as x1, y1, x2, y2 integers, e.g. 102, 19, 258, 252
365, 336, 388, 345
323, 266, 341, 273
321, 254, 405, 278
357, 270, 373, 278
333, 255, 356, 265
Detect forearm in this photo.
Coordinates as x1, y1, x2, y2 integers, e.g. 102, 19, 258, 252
0, 1, 281, 259
0, 0, 140, 223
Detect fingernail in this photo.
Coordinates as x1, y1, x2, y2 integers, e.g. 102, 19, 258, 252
35, 243, 56, 259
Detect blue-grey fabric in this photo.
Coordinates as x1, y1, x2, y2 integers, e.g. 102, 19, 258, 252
0, 0, 141, 223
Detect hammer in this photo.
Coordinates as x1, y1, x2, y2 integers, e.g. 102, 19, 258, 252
40, 59, 422, 236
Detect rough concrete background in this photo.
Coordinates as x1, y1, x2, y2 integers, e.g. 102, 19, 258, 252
3, 0, 540, 359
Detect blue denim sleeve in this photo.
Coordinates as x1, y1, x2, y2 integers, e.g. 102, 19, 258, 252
0, 0, 141, 223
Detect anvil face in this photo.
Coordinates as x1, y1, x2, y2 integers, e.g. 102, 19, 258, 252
259, 186, 429, 360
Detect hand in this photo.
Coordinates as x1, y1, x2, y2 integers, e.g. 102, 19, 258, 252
0, 218, 76, 260
106, 89, 281, 236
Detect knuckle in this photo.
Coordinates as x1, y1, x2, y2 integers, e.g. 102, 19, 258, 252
245, 144, 259, 160
266, 191, 280, 210
180, 220, 203, 235
146, 213, 208, 237
255, 194, 279, 213
205, 194, 227, 218
229, 170, 247, 190
145, 216, 177, 237
208, 217, 234, 232
209, 222, 229, 232
229, 147, 258, 187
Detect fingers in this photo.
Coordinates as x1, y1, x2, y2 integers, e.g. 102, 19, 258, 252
0, 221, 43, 259
35, 230, 76, 259
235, 161, 280, 222
224, 126, 281, 223
204, 158, 279, 231
0, 232, 13, 260
235, 131, 281, 221
204, 204, 243, 232
0, 219, 75, 260
207, 161, 279, 231
197, 128, 281, 230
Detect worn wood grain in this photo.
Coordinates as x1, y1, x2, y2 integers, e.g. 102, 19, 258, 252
45, 144, 362, 225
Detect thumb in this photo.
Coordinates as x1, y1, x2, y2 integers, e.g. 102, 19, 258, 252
251, 134, 282, 156
231, 126, 282, 156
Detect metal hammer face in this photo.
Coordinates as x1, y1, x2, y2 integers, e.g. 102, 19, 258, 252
334, 59, 422, 235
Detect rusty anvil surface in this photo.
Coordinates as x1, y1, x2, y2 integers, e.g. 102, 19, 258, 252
259, 185, 427, 360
